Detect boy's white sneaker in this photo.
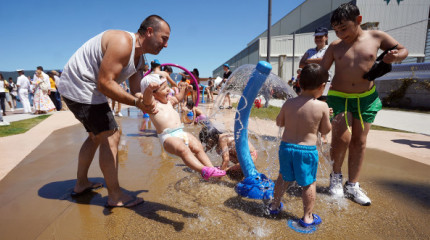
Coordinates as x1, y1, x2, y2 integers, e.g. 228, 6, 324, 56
117, 112, 123, 117
329, 173, 344, 198
344, 182, 371, 206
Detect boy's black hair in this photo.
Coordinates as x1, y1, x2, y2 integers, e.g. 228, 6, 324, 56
331, 3, 360, 27
299, 63, 328, 91
181, 75, 186, 81
186, 99, 194, 109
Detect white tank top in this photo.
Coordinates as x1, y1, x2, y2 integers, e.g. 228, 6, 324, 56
57, 31, 145, 104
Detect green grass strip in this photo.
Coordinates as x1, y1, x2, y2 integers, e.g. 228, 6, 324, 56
0, 115, 51, 137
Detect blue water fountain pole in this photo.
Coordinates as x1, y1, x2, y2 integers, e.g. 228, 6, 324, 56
234, 61, 274, 200
200, 85, 206, 103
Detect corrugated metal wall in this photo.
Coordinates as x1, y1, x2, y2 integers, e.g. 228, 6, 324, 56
248, 0, 351, 45
213, 0, 430, 80
357, 0, 429, 58
425, 28, 430, 62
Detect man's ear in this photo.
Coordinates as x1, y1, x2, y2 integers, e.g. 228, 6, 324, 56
146, 27, 153, 37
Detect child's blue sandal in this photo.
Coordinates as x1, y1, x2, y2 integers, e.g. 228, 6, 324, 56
268, 202, 284, 215
299, 213, 322, 228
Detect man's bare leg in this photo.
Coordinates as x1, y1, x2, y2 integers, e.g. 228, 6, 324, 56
74, 133, 101, 193
98, 130, 143, 207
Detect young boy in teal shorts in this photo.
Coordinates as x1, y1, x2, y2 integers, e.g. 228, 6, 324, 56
267, 63, 331, 227
320, 3, 408, 205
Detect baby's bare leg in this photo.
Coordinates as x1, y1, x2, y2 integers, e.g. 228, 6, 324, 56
163, 137, 205, 172
187, 133, 214, 167
302, 181, 316, 224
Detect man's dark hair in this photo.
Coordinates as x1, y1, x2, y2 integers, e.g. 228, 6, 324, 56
299, 63, 328, 91
138, 15, 170, 35
37, 66, 44, 71
331, 3, 360, 27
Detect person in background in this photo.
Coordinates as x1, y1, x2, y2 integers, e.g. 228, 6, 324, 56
8, 77, 18, 109
219, 64, 232, 109
16, 70, 32, 113
293, 68, 302, 95
0, 74, 7, 116
2, 74, 13, 112
206, 77, 214, 102
28, 76, 34, 106
32, 69, 56, 114
111, 82, 128, 117
162, 65, 179, 96
300, 26, 331, 101
184, 99, 206, 124
48, 71, 62, 111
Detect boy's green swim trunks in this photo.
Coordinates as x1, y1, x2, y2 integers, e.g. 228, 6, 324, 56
327, 86, 382, 130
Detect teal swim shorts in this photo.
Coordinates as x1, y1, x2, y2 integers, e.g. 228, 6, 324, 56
278, 142, 318, 187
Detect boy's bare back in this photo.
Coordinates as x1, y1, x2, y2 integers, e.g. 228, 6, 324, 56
277, 96, 330, 146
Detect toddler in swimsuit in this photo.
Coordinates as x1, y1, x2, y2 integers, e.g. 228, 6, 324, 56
267, 64, 331, 228
141, 73, 225, 180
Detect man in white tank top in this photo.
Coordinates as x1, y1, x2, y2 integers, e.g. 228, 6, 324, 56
57, 15, 170, 208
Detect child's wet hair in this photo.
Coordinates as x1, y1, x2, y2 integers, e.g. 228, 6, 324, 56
186, 99, 194, 109
331, 3, 360, 27
199, 123, 222, 149
299, 63, 328, 91
163, 66, 173, 73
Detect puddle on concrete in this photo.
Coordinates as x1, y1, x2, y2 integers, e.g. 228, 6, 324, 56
0, 107, 429, 239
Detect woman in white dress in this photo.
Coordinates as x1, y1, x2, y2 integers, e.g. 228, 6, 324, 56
32, 69, 55, 114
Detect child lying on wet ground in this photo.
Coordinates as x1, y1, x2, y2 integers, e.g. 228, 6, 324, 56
141, 73, 226, 180
199, 121, 257, 180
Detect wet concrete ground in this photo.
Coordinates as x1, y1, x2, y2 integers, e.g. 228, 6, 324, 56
0, 108, 429, 239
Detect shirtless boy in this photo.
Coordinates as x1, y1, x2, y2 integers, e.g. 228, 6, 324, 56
267, 63, 331, 228
320, 3, 408, 205
141, 74, 226, 180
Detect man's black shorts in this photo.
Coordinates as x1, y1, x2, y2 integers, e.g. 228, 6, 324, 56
63, 97, 118, 135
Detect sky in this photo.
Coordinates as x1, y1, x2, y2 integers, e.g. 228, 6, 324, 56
1, 0, 305, 77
